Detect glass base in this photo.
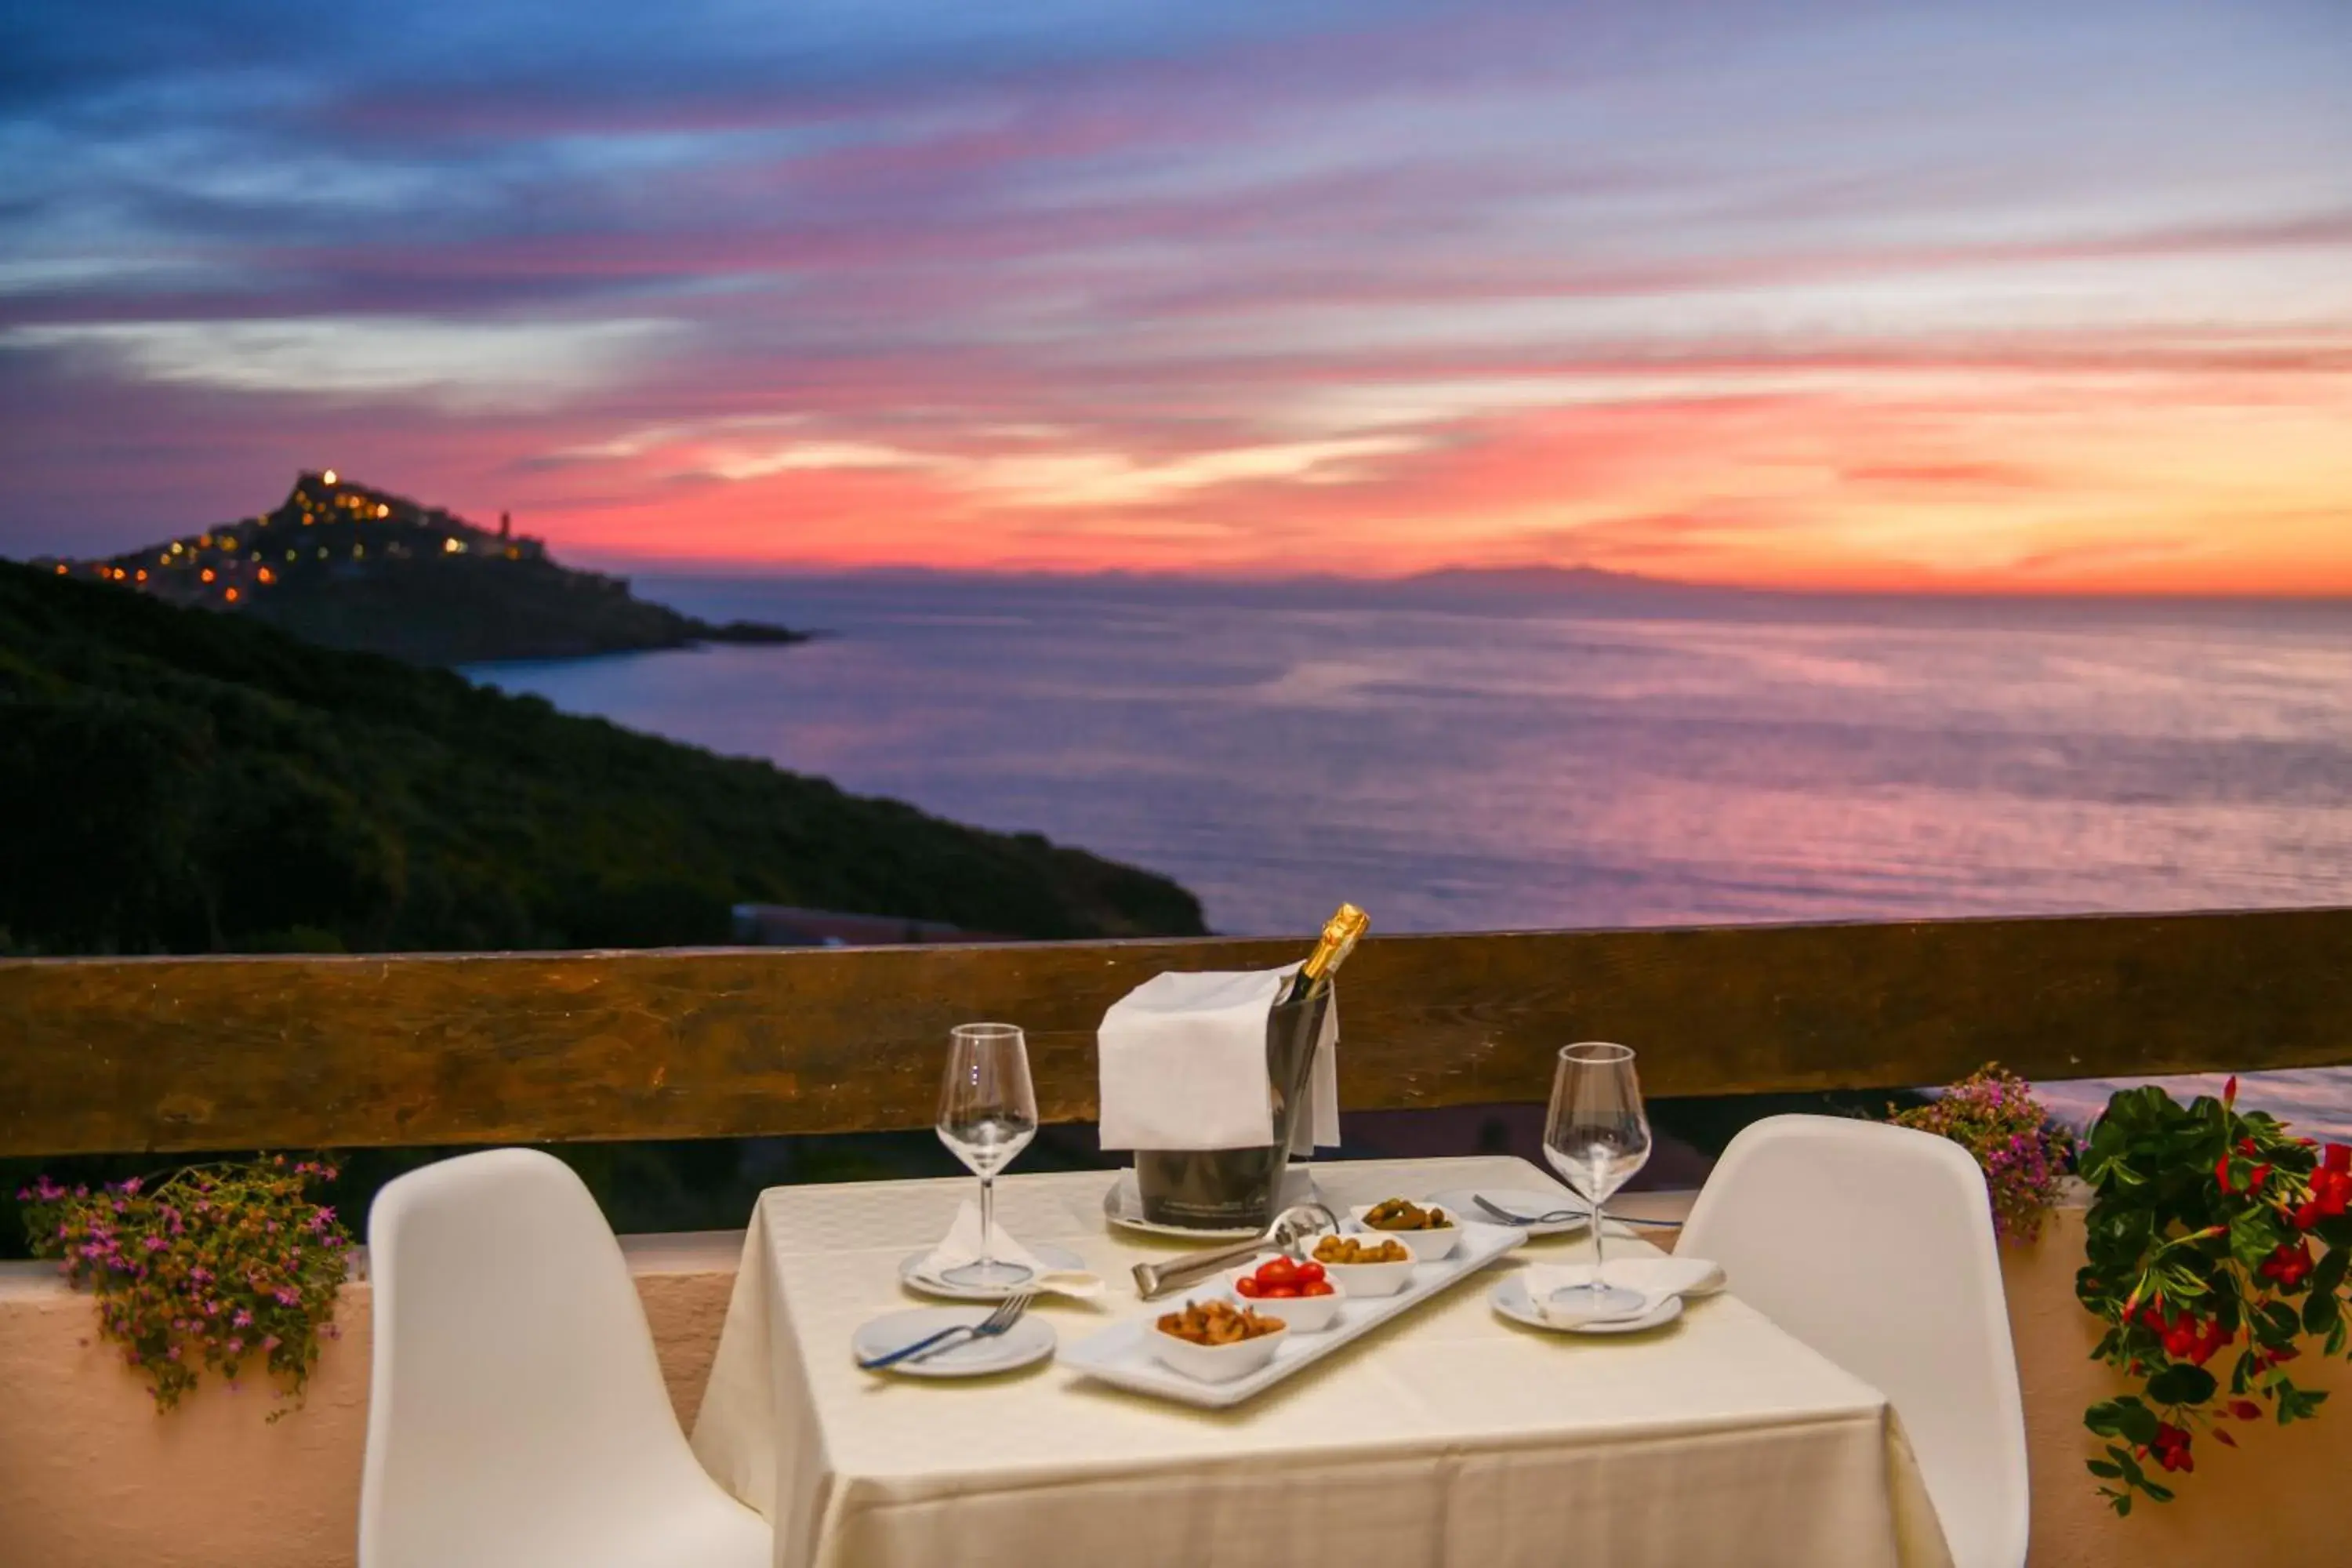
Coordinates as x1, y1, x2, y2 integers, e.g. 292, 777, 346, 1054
1543, 1281, 1649, 1322
941, 1258, 1034, 1289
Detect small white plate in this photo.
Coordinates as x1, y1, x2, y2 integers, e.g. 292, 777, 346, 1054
1426, 1187, 1590, 1239
898, 1241, 1091, 1301
1102, 1166, 1328, 1239
1489, 1272, 1685, 1335
853, 1307, 1058, 1379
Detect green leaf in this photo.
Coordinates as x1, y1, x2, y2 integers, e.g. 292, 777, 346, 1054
2085, 1403, 2125, 1438
2113, 1397, 2161, 1446
2147, 1363, 2217, 1407
2088, 1460, 2124, 1479
2140, 1476, 2176, 1504
2304, 1287, 2340, 1337
2229, 1206, 2280, 1269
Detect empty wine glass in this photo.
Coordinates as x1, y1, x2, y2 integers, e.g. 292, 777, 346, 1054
1541, 1041, 1653, 1319
935, 1022, 1039, 1288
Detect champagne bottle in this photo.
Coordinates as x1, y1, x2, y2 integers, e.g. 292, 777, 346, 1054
1283, 902, 1369, 1005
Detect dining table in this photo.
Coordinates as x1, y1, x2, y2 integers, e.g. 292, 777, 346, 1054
690, 1153, 1955, 1568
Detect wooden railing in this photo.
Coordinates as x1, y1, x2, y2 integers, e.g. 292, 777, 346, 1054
4, 908, 2350, 1158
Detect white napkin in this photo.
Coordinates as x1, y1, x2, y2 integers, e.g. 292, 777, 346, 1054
915, 1201, 1105, 1299
1524, 1255, 1725, 1324
1096, 963, 1341, 1155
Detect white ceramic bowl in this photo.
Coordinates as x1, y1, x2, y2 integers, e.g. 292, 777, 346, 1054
1346, 1203, 1462, 1263
1149, 1298, 1289, 1383
1309, 1247, 1416, 1298
1226, 1258, 1347, 1333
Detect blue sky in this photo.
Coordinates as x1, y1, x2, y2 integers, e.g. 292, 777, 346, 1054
3, 0, 2348, 587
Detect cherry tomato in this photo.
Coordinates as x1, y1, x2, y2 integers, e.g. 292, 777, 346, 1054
1234, 1276, 1261, 1298
1299, 1280, 1334, 1297
1263, 1284, 1300, 1298
1256, 1257, 1298, 1288
1294, 1261, 1326, 1286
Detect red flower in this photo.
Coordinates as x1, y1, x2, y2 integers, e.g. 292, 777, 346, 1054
2326, 1143, 2351, 1174
2216, 1155, 2235, 1193
2225, 1076, 2240, 1109
2259, 1241, 2314, 1287
2230, 1399, 2263, 1420
2151, 1421, 2194, 1472
2318, 1169, 2352, 1218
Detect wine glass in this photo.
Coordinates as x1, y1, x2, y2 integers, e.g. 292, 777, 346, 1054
1541, 1041, 1653, 1319
935, 1022, 1039, 1289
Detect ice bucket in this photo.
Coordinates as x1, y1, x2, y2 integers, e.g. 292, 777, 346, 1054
1133, 985, 1330, 1232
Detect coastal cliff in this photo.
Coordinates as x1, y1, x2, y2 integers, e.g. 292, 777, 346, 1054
0, 561, 1207, 955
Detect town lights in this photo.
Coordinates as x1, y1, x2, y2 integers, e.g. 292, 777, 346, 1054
322, 469, 339, 485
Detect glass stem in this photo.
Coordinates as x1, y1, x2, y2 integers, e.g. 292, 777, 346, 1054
978, 1173, 997, 1269
1591, 1198, 1606, 1286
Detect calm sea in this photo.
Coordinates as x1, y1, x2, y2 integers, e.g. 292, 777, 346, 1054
470, 574, 2352, 1137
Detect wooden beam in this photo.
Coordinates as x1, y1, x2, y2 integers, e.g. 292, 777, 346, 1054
2, 909, 2349, 1156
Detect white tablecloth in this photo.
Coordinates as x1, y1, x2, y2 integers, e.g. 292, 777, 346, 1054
691, 1156, 1954, 1568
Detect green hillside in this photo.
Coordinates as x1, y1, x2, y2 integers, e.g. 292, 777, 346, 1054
0, 561, 1206, 955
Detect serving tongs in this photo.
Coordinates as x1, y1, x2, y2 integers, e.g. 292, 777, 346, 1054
1131, 1202, 1339, 1300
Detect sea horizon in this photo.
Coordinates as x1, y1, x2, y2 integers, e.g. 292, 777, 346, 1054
468, 572, 2352, 1136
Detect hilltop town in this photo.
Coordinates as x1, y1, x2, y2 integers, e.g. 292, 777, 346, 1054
45, 471, 804, 665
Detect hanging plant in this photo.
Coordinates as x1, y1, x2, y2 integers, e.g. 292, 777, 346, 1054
2075, 1078, 2352, 1513
16, 1155, 351, 1419
1890, 1062, 2075, 1243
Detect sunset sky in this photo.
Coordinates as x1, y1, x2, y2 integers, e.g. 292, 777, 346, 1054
2, 0, 2348, 590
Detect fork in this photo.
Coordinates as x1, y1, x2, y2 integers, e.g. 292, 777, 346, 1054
1473, 1195, 1682, 1230
858, 1291, 1036, 1371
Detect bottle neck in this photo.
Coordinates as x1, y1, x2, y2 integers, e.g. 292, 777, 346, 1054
1292, 904, 1367, 1000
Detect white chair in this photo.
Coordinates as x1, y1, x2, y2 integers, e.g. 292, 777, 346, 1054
1678, 1115, 2029, 1568
360, 1149, 771, 1568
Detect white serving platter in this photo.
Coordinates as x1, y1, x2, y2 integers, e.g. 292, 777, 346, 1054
1062, 1218, 1524, 1408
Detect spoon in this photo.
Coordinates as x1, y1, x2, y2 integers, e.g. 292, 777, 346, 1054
1131, 1203, 1339, 1299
